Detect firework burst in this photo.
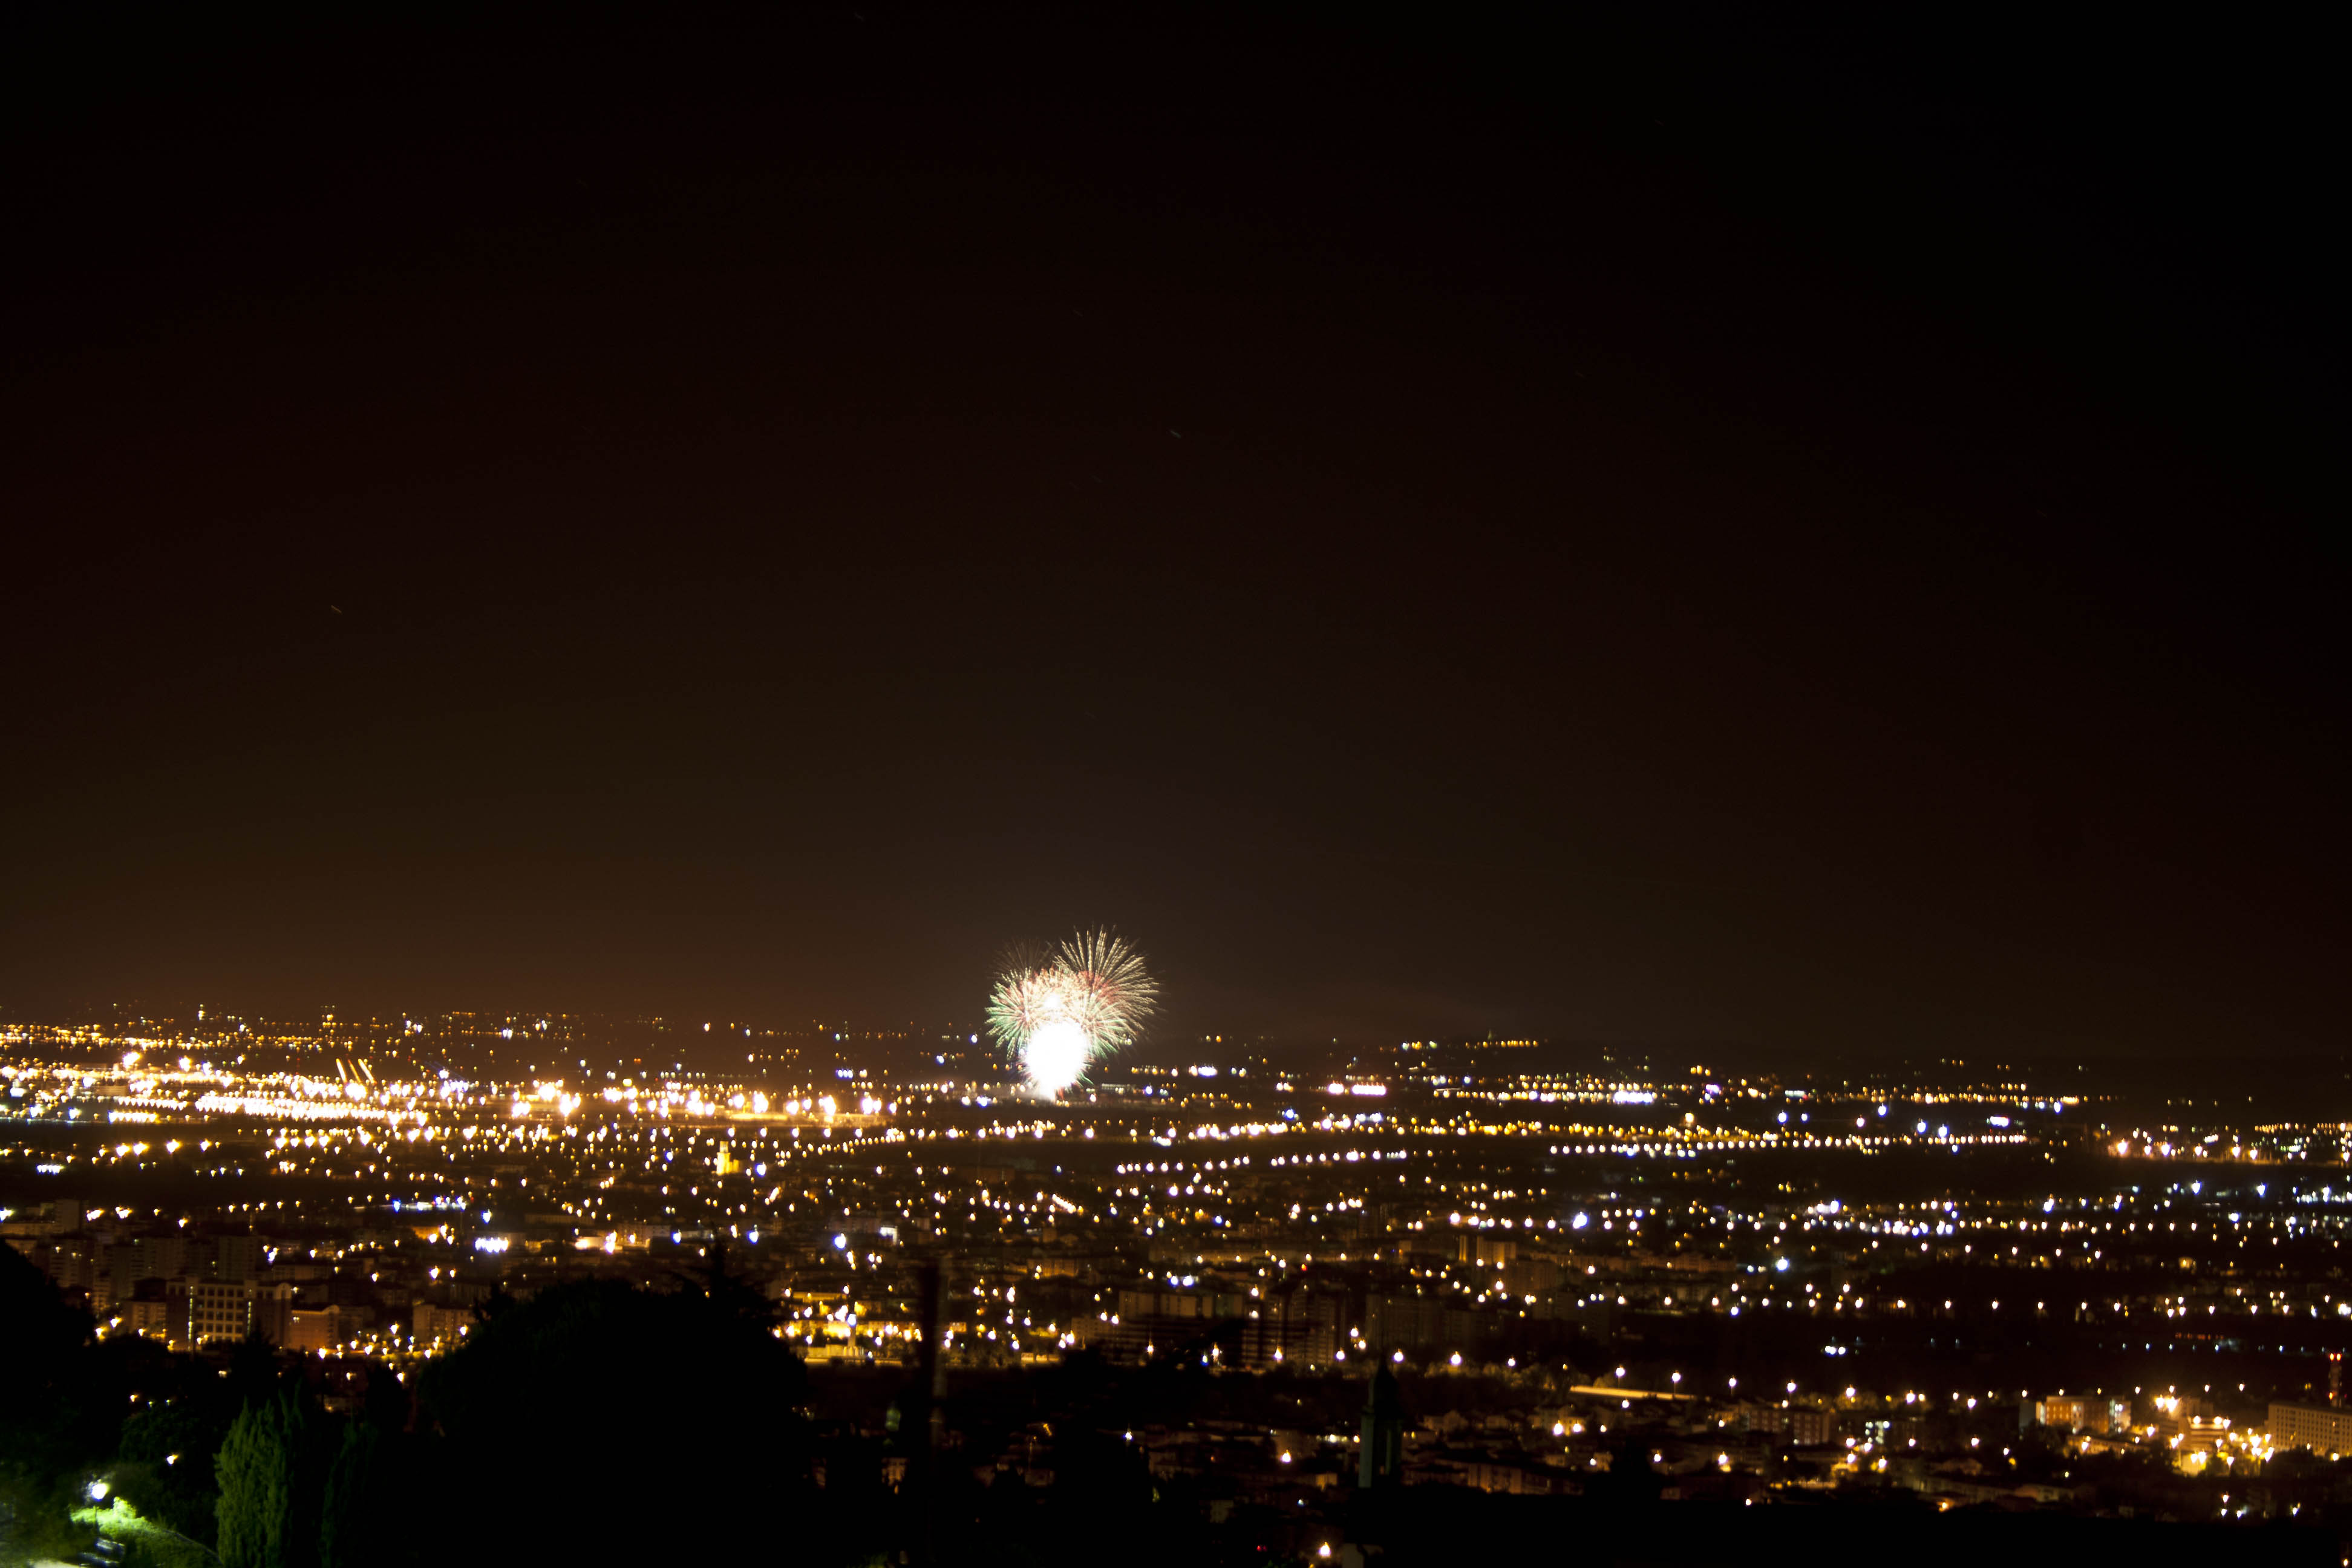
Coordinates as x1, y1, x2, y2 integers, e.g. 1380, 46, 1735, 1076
987, 928, 1158, 1096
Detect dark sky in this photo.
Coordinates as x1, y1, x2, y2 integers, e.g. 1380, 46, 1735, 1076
1, 9, 2340, 1057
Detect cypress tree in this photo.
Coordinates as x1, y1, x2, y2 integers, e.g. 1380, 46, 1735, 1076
214, 1397, 284, 1568
214, 1389, 325, 1568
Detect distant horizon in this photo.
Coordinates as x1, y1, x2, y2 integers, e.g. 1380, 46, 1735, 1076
16, 995, 2345, 1058
10, 1000, 2346, 1106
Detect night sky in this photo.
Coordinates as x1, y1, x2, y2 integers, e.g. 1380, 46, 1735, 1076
1, 10, 2339, 1057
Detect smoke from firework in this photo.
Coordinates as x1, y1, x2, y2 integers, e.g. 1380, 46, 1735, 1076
987, 930, 1158, 1096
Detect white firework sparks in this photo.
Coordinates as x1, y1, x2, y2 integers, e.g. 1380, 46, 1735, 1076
987, 929, 1158, 1096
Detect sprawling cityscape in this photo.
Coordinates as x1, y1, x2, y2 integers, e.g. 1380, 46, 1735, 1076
7, 1004, 2349, 1563
5, 6, 2334, 1566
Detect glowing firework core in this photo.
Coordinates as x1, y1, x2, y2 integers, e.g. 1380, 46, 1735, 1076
1024, 1016, 1090, 1095
988, 930, 1157, 1096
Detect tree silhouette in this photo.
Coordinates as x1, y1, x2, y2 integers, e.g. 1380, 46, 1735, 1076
318, 1422, 410, 1568
223, 1330, 281, 1415
214, 1387, 328, 1568
117, 1394, 231, 1547
1593, 1437, 1666, 1509
419, 1277, 811, 1562
678, 1237, 778, 1330
0, 1239, 119, 1561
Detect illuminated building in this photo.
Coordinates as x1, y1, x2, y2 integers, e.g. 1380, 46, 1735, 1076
184, 1278, 293, 1348
2267, 1401, 2352, 1456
